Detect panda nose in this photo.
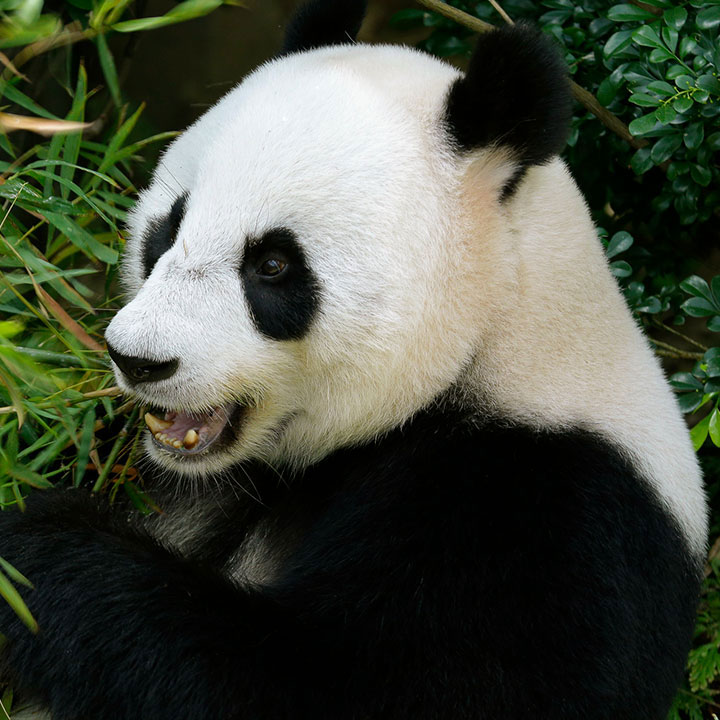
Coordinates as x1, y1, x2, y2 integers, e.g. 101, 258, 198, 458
106, 341, 179, 385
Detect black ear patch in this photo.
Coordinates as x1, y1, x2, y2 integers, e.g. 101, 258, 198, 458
281, 0, 367, 55
444, 24, 572, 198
142, 194, 188, 278
240, 228, 321, 341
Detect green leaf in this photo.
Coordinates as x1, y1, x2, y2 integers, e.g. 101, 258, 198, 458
606, 230, 634, 258
113, 0, 222, 32
678, 36, 697, 57
678, 392, 705, 413
682, 297, 718, 317
635, 297, 662, 314
632, 24, 664, 49
610, 260, 632, 277
690, 411, 711, 450
43, 212, 118, 265
675, 74, 696, 90
629, 112, 659, 136
671, 372, 705, 391
0, 82, 58, 119
711, 276, 720, 304
630, 147, 653, 174
650, 133, 682, 163
684, 122, 705, 149
95, 33, 121, 108
707, 358, 720, 378
680, 275, 713, 301
112, 15, 182, 31
608, 3, 658, 21
710, 317, 720, 332
697, 73, 720, 94
654, 104, 677, 123
647, 80, 675, 96
60, 65, 87, 200
629, 92, 661, 107
0, 570, 37, 633
673, 96, 693, 112
96, 104, 144, 178
663, 6, 687, 30
708, 409, 720, 447
661, 27, 678, 52
649, 46, 675, 62
0, 557, 32, 590
691, 164, 713, 186
597, 77, 619, 106
666, 64, 688, 80
697, 6, 720, 30
604, 30, 634, 57
74, 406, 96, 487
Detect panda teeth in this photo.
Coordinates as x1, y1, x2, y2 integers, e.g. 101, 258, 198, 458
145, 412, 173, 435
183, 429, 199, 449
152, 429, 201, 451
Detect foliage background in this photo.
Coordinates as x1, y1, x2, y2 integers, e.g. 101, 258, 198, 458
0, 0, 718, 717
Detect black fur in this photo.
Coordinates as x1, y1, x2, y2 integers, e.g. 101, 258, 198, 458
0, 409, 700, 719
142, 193, 188, 278
444, 24, 572, 198
240, 228, 321, 341
281, 0, 368, 55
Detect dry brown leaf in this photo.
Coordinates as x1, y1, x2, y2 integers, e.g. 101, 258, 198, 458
0, 111, 90, 136
33, 284, 105, 353
0, 51, 29, 81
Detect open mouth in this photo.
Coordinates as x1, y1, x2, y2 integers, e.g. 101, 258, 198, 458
144, 402, 245, 456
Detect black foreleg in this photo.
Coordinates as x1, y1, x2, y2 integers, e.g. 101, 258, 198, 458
0, 492, 324, 720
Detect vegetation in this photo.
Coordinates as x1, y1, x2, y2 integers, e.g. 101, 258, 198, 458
0, 0, 235, 709
0, 0, 718, 717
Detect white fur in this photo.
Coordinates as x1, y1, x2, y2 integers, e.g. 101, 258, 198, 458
106, 43, 706, 557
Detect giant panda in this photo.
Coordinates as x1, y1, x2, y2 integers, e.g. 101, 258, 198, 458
0, 1, 707, 718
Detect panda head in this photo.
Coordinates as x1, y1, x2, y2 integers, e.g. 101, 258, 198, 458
104, 0, 571, 477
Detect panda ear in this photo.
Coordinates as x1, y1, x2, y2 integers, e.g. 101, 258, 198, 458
444, 23, 572, 198
281, 0, 368, 55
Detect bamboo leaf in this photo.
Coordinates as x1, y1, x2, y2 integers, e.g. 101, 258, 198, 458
0, 364, 24, 428
61, 64, 88, 198
0, 570, 37, 634
31, 283, 105, 353
43, 211, 119, 265
95, 33, 121, 107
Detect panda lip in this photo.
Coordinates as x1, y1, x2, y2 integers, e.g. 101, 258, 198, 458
145, 402, 243, 456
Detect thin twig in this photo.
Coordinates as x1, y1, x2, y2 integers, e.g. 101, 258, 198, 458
92, 405, 139, 493
677, 689, 720, 712
651, 319, 709, 353
416, 0, 494, 32
414, 0, 648, 150
652, 339, 704, 360
487, 0, 514, 25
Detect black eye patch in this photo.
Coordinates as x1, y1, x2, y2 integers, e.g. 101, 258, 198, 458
141, 193, 188, 278
240, 228, 320, 341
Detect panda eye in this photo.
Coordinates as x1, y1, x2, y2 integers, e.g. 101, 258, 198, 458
257, 258, 287, 278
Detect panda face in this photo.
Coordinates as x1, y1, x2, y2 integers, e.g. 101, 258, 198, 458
105, 47, 493, 476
